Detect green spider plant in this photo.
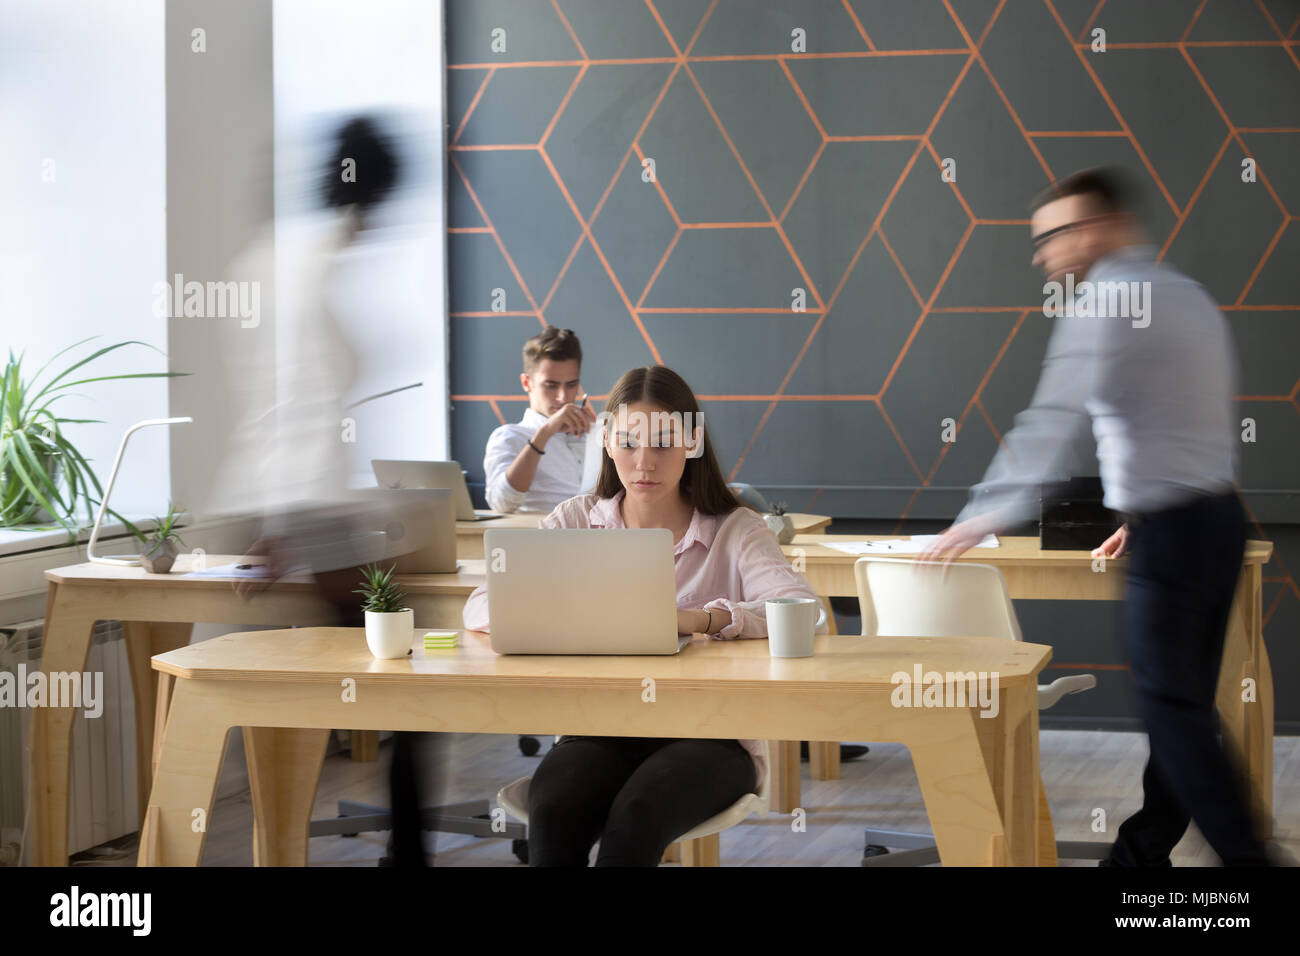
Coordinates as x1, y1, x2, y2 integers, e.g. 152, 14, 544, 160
1, 338, 186, 540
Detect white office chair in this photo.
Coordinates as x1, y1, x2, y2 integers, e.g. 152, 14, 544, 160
854, 557, 1103, 865
496, 738, 771, 866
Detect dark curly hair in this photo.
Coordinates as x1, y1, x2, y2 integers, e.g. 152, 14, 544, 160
321, 116, 398, 211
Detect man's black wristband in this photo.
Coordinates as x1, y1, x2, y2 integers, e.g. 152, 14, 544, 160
527, 439, 545, 455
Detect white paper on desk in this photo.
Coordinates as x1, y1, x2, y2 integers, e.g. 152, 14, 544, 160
821, 539, 912, 555
820, 534, 999, 555
178, 562, 273, 579
911, 534, 1000, 549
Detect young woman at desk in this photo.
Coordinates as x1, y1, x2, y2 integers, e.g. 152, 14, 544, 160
462, 365, 825, 866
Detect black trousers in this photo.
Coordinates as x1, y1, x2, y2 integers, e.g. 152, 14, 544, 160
1106, 492, 1268, 866
526, 736, 756, 866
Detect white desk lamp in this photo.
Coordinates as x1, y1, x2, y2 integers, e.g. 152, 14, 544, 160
86, 417, 193, 566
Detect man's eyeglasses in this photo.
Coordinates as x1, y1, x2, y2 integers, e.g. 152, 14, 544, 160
1030, 213, 1117, 249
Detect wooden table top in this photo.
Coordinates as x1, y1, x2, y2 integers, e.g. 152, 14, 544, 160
456, 513, 541, 532
782, 535, 1273, 567
458, 512, 833, 534
45, 554, 485, 593
151, 626, 1050, 690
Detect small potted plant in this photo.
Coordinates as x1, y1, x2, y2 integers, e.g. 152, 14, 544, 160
355, 563, 414, 659
135, 502, 185, 573
763, 501, 795, 545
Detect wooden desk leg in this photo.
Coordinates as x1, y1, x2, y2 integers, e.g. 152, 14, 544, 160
137, 680, 231, 866
1037, 775, 1059, 867
153, 672, 174, 779
124, 622, 194, 828
911, 711, 1006, 866
1215, 563, 1273, 836
809, 598, 843, 781
351, 730, 379, 761
681, 833, 720, 866
28, 582, 96, 866
983, 681, 1041, 866
1012, 685, 1042, 866
244, 726, 331, 866
808, 742, 840, 780
913, 683, 1040, 867
768, 740, 801, 814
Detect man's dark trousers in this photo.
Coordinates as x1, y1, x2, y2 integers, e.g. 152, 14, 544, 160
1107, 491, 1268, 866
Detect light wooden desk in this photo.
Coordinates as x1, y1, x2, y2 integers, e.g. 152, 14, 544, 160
30, 554, 483, 865
456, 512, 833, 559
140, 627, 1054, 867
781, 534, 1277, 833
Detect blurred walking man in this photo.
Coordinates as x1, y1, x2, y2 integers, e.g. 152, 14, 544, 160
921, 168, 1270, 866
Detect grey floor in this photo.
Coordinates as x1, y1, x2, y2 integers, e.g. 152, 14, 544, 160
70, 729, 1299, 867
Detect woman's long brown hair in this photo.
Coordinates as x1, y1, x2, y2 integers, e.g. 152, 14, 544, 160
594, 366, 739, 516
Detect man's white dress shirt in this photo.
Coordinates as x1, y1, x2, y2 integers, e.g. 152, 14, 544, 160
483, 407, 588, 513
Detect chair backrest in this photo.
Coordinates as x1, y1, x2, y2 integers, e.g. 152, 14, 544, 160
853, 557, 1022, 641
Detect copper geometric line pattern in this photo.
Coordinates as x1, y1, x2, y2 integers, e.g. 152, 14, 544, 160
447, 0, 1300, 603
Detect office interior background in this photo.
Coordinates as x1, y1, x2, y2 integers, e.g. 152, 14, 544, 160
1, 0, 1297, 868
445, 0, 1300, 732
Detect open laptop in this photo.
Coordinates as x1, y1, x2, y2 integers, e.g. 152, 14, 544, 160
371, 459, 502, 522
484, 528, 692, 655
357, 487, 458, 574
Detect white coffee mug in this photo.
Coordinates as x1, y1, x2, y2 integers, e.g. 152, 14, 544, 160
766, 597, 826, 658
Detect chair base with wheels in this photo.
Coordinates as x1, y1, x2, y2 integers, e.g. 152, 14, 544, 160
310, 797, 530, 863
309, 732, 531, 863
860, 832, 1111, 866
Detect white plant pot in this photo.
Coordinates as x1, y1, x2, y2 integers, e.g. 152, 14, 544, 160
364, 609, 414, 659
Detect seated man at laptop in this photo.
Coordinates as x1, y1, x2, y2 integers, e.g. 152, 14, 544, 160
482, 326, 598, 513
463, 365, 826, 866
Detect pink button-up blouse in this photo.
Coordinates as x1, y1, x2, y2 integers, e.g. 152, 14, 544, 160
461, 490, 827, 786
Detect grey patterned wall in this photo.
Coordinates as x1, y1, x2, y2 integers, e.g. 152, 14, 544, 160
445, 0, 1300, 728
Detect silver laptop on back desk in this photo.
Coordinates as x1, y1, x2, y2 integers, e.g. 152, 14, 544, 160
485, 528, 691, 655
371, 459, 501, 522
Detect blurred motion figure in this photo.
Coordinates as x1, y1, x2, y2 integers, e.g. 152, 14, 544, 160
232, 115, 437, 867
922, 168, 1271, 867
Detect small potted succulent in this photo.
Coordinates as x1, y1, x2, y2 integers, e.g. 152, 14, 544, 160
763, 501, 795, 545
355, 563, 414, 659
134, 502, 185, 573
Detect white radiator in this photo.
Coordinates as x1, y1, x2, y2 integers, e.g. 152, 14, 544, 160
0, 618, 137, 863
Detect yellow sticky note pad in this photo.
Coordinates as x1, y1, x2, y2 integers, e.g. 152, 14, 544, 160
423, 630, 459, 648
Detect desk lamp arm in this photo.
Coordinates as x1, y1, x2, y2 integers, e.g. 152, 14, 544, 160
86, 417, 193, 566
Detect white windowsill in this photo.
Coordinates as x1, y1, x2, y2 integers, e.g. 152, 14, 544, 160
0, 515, 158, 560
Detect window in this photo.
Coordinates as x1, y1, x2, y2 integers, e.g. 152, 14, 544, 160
273, 0, 449, 487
